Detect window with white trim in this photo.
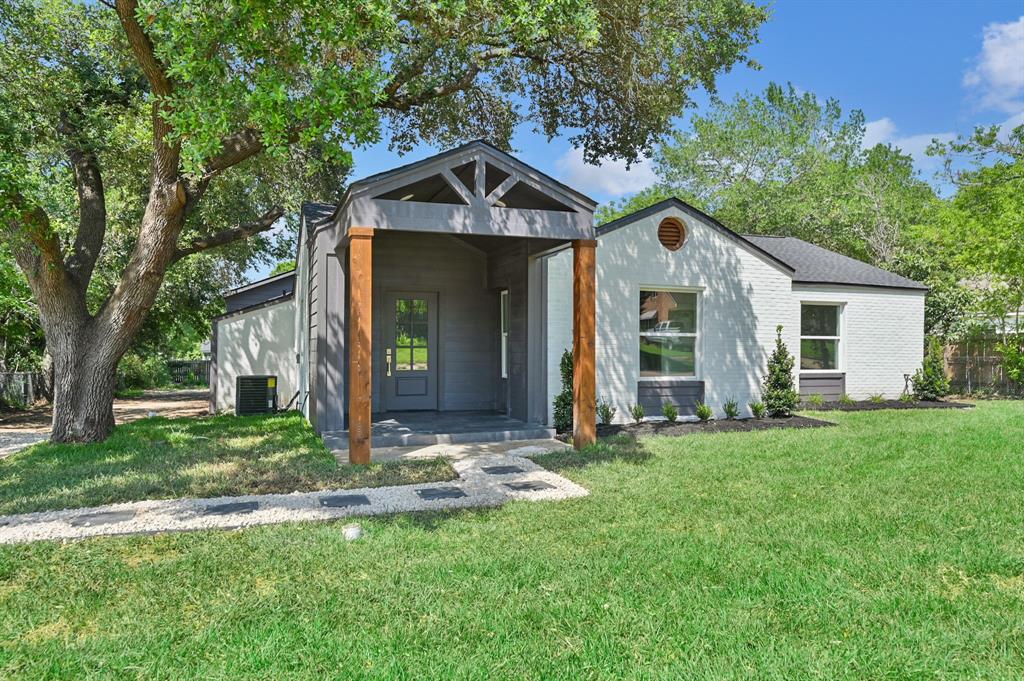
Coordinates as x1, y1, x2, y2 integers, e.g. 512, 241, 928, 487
639, 290, 698, 377
500, 290, 510, 379
800, 304, 841, 371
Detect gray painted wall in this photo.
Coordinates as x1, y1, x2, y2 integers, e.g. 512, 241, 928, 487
487, 241, 530, 421
369, 231, 500, 414
799, 373, 846, 400
637, 379, 705, 417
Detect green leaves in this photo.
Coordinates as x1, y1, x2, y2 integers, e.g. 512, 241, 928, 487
651, 82, 935, 265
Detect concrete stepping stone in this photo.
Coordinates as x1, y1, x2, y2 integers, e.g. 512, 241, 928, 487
68, 510, 136, 528
416, 486, 467, 501
504, 480, 555, 492
202, 501, 258, 516
320, 494, 371, 508
481, 465, 526, 475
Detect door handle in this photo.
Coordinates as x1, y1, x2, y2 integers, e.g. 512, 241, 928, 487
386, 348, 392, 377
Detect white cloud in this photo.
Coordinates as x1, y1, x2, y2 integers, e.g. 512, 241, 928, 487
862, 117, 954, 169
963, 16, 1024, 114
554, 147, 657, 198
863, 118, 898, 148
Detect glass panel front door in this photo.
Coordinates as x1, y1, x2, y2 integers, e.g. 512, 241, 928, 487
384, 291, 438, 411
394, 298, 429, 371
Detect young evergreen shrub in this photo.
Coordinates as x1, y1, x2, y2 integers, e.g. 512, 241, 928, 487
629, 403, 645, 424
695, 402, 713, 421
662, 402, 678, 422
723, 397, 739, 419
597, 397, 617, 425
911, 336, 951, 401
762, 325, 799, 417
552, 349, 573, 432
748, 401, 766, 419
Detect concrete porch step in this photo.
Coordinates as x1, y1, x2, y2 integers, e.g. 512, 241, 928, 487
323, 425, 556, 452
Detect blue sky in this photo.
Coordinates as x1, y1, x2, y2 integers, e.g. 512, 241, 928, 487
250, 0, 1024, 280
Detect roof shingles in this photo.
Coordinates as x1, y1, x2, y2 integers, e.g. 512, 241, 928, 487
744, 235, 927, 291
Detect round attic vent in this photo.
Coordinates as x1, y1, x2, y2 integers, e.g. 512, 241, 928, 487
657, 217, 686, 251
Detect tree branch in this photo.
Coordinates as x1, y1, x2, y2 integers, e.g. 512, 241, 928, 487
64, 146, 107, 286
379, 46, 513, 111
115, 0, 180, 182
171, 206, 284, 263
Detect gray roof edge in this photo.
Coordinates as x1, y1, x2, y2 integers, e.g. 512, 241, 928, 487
213, 292, 295, 323
791, 278, 930, 292
596, 197, 796, 274
224, 269, 296, 298
345, 139, 599, 209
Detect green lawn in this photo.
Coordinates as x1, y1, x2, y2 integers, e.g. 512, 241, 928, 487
0, 412, 454, 516
1, 402, 1022, 678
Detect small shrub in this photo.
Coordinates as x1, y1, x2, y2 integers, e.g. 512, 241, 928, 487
597, 397, 616, 425
662, 402, 678, 422
869, 393, 885, 404
748, 401, 766, 419
806, 393, 824, 408
119, 353, 171, 389
838, 393, 855, 406
552, 349, 573, 433
629, 403, 645, 424
911, 336, 950, 401
899, 392, 914, 403
723, 397, 739, 420
695, 402, 713, 421
762, 325, 799, 417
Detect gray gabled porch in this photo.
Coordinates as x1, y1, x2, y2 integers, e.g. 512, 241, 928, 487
303, 140, 599, 463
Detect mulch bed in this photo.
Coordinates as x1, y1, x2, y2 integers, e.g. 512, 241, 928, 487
800, 399, 973, 413
592, 414, 834, 439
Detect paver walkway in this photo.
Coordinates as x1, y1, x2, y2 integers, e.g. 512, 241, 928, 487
0, 445, 587, 544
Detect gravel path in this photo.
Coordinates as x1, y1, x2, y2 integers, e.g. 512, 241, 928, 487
0, 446, 587, 544
0, 433, 47, 459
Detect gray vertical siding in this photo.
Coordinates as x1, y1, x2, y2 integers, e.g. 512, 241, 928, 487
487, 242, 529, 421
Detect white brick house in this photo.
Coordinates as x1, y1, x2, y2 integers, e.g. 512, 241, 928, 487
546, 199, 926, 422
211, 146, 927, 454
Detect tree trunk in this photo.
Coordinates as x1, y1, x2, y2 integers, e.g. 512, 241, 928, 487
48, 327, 121, 442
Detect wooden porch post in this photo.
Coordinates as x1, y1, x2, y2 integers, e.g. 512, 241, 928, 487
572, 239, 597, 449
348, 227, 374, 464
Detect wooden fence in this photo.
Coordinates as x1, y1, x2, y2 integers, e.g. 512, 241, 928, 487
945, 339, 1020, 395
0, 372, 47, 408
166, 360, 210, 386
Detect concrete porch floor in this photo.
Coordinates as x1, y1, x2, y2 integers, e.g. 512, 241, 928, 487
322, 410, 556, 453
333, 438, 570, 465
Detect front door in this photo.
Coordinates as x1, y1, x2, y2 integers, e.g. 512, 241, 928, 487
383, 291, 438, 411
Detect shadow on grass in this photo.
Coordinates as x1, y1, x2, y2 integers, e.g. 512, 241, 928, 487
533, 435, 653, 473
0, 411, 455, 515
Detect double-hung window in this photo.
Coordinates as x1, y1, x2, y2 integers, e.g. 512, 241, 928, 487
639, 290, 698, 377
800, 304, 841, 371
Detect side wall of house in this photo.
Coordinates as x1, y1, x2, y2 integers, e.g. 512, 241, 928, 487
547, 206, 796, 423
294, 227, 311, 418
792, 284, 925, 400
214, 300, 298, 413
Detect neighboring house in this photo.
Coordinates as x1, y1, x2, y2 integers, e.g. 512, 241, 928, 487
211, 142, 927, 459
